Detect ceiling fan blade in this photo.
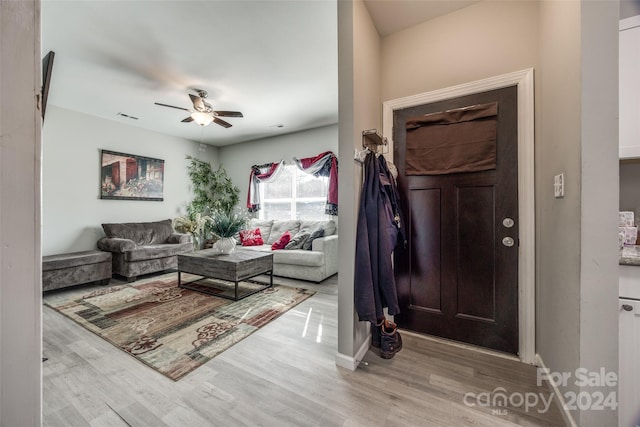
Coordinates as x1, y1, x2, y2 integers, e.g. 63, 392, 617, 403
181, 116, 194, 123
214, 111, 244, 118
189, 94, 205, 112
155, 102, 189, 111
213, 117, 232, 128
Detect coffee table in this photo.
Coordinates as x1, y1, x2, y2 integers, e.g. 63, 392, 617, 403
177, 249, 274, 300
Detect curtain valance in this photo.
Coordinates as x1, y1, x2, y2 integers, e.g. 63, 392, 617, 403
246, 161, 285, 213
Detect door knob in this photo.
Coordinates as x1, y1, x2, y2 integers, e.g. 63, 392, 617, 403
622, 304, 633, 312
502, 218, 515, 228
502, 237, 515, 247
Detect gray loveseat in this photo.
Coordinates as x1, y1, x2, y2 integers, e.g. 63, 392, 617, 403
238, 219, 338, 283
97, 219, 193, 282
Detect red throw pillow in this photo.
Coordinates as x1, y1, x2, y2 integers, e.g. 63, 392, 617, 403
239, 228, 263, 246
271, 231, 291, 250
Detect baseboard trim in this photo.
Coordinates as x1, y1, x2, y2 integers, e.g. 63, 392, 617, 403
335, 335, 371, 371
535, 354, 578, 427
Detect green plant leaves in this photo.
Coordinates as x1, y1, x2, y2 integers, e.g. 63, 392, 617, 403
184, 156, 241, 238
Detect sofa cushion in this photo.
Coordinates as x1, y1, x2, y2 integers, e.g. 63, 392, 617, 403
285, 231, 310, 250
273, 249, 324, 267
266, 220, 301, 245
43, 250, 111, 271
299, 219, 336, 237
167, 233, 191, 244
239, 244, 273, 253
271, 231, 291, 250
123, 242, 193, 262
97, 237, 137, 253
302, 227, 325, 250
239, 228, 264, 246
247, 219, 274, 243
102, 219, 174, 245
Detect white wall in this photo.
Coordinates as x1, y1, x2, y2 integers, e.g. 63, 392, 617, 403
0, 0, 42, 425
335, 0, 381, 368
218, 124, 338, 211
42, 106, 218, 255
536, 0, 582, 410
537, 3, 620, 425
381, 0, 539, 101
578, 2, 619, 425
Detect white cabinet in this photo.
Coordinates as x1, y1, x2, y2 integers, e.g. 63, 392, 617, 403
620, 16, 640, 159
619, 298, 640, 427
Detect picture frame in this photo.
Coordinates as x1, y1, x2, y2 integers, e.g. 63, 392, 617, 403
100, 149, 164, 201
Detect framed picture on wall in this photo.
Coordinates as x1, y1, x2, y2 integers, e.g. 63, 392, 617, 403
100, 149, 164, 201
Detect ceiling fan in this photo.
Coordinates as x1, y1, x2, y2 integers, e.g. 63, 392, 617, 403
154, 89, 243, 128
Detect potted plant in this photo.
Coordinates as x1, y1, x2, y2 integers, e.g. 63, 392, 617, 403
173, 212, 212, 250
209, 209, 247, 254
185, 155, 239, 217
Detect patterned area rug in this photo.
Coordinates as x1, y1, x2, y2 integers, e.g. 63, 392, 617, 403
43, 275, 314, 381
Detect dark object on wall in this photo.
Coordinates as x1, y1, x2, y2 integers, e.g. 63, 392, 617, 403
405, 102, 498, 175
41, 51, 55, 120
100, 150, 164, 201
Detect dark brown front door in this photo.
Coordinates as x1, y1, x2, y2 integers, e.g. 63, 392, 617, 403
393, 86, 519, 355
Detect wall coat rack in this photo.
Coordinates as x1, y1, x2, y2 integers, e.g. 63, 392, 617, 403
362, 129, 389, 154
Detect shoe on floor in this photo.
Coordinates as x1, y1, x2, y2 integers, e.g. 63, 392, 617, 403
380, 319, 403, 359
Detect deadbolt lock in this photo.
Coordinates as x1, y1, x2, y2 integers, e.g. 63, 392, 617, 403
502, 237, 515, 247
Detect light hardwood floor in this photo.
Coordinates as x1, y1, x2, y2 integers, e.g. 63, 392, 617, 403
43, 272, 565, 427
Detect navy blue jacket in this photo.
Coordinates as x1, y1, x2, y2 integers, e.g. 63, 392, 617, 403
354, 153, 404, 323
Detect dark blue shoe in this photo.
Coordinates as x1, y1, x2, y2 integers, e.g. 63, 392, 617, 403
380, 320, 402, 359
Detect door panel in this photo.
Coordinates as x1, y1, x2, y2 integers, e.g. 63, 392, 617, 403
408, 187, 442, 312
456, 185, 495, 322
394, 86, 518, 355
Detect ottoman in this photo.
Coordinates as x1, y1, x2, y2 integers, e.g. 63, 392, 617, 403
43, 250, 112, 292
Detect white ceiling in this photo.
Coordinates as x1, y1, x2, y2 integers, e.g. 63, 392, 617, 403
42, 0, 475, 147
364, 0, 477, 37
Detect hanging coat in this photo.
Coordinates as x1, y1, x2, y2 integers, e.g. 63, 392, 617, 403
354, 152, 404, 323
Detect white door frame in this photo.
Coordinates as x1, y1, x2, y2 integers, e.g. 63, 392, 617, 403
382, 68, 535, 364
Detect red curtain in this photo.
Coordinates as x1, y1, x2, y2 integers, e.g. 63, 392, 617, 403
246, 161, 284, 213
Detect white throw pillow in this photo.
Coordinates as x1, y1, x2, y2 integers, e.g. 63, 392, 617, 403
266, 220, 301, 245
299, 219, 336, 236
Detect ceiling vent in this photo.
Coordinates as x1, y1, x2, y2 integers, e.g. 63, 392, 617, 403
117, 112, 139, 120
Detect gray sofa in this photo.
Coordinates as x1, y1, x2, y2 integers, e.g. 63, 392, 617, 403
97, 219, 193, 282
238, 219, 338, 283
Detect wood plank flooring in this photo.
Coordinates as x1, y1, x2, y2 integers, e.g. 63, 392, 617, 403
42, 272, 565, 426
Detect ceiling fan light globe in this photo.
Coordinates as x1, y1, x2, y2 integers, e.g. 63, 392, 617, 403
191, 111, 213, 126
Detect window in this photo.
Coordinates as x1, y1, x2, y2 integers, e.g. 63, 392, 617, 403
259, 164, 329, 220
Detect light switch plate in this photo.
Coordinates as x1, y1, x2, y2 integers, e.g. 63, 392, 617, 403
554, 173, 564, 198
